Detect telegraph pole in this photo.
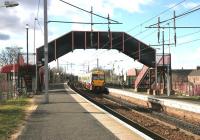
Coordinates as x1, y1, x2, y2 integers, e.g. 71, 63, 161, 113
71, 63, 72, 75
26, 24, 29, 65
97, 58, 99, 69
162, 29, 165, 93
44, 0, 49, 103
90, 6, 93, 48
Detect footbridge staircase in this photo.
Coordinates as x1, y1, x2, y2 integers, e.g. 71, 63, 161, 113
134, 54, 171, 92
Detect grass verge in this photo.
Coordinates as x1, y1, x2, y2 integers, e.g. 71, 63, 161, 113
0, 98, 30, 139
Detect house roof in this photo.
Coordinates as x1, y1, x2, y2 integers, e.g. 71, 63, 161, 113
0, 55, 26, 73
0, 64, 19, 73
189, 70, 200, 76
127, 68, 137, 76
172, 69, 193, 77
0, 64, 34, 73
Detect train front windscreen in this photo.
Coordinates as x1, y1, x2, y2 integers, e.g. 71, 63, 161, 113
92, 74, 105, 80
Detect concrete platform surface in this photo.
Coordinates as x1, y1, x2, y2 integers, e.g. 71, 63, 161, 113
16, 86, 148, 140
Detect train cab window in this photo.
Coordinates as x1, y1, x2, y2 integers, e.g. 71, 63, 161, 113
92, 74, 105, 80
98, 75, 105, 80
92, 74, 98, 80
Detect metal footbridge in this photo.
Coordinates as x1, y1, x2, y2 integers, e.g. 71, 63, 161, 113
36, 31, 156, 68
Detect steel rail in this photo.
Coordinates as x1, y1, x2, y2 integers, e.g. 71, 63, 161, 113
103, 94, 200, 135
70, 84, 166, 140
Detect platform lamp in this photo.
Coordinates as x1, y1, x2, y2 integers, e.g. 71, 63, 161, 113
26, 24, 29, 66
0, 1, 19, 8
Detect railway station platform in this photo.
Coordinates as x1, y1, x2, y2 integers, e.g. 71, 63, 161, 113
15, 86, 150, 140
108, 88, 200, 123
109, 88, 200, 113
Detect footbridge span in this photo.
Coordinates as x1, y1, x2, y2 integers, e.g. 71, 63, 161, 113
37, 31, 156, 68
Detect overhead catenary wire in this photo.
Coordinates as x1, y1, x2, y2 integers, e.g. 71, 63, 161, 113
140, 29, 158, 40
36, 0, 40, 20
163, 40, 200, 52
83, 0, 187, 61
146, 3, 200, 48
46, 0, 122, 66
83, 13, 199, 66
127, 0, 187, 32
59, 0, 121, 24
58, 0, 187, 70
148, 4, 200, 27
52, 0, 185, 67
53, 0, 196, 70
165, 29, 200, 42
36, 19, 44, 33
115, 3, 200, 59
177, 38, 200, 46
81, 27, 157, 65
179, 29, 200, 38
34, 0, 43, 34
48, 20, 122, 25
79, 29, 158, 66
131, 37, 200, 57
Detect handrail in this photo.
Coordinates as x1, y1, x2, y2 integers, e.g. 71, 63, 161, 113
135, 65, 149, 88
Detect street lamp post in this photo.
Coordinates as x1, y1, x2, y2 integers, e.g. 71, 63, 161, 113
34, 18, 37, 93
26, 24, 29, 65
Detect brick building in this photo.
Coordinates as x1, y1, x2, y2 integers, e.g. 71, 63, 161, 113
172, 69, 193, 83
188, 66, 200, 85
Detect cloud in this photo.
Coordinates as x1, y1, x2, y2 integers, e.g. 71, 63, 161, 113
0, 33, 10, 40
171, 43, 200, 69
0, 0, 153, 39
0, 0, 154, 55
182, 2, 200, 9
49, 0, 153, 17
102, 0, 153, 13
47, 0, 153, 37
167, 1, 200, 11
0, 9, 22, 32
16, 0, 40, 8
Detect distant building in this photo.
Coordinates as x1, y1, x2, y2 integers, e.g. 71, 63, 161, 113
172, 69, 193, 83
127, 68, 137, 76
171, 67, 200, 96
126, 68, 139, 87
171, 69, 193, 95
188, 66, 200, 85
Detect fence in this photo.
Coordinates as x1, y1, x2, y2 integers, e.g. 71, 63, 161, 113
172, 82, 200, 96
188, 85, 200, 96
0, 80, 8, 92
0, 80, 10, 100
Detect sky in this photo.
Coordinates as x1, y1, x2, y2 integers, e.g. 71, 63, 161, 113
0, 0, 200, 75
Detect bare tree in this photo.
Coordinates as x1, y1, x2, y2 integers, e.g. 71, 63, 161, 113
0, 46, 22, 66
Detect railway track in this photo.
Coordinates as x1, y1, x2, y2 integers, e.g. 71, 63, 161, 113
69, 83, 200, 140
103, 94, 200, 136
